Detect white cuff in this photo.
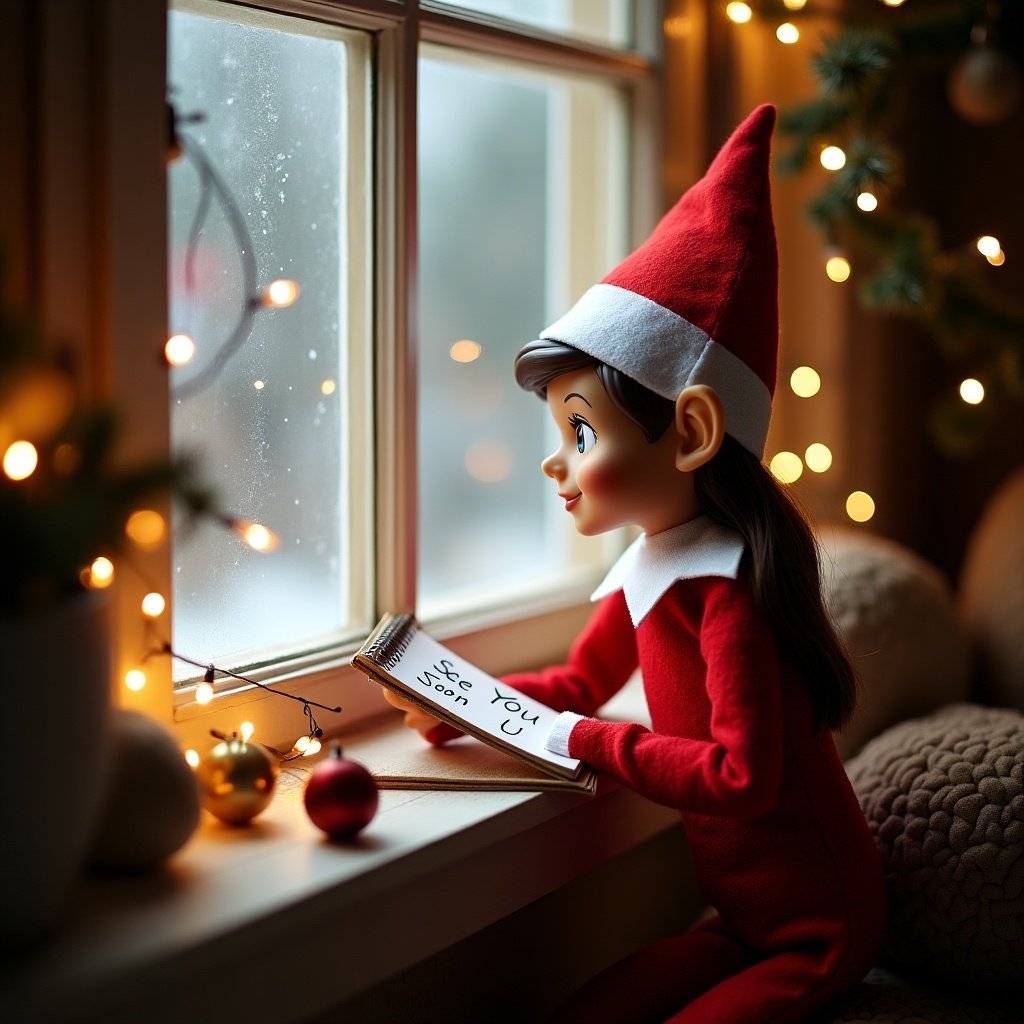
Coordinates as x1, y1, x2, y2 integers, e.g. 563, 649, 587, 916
545, 711, 586, 757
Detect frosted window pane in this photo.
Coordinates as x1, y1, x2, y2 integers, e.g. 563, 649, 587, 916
417, 55, 627, 613
441, 0, 634, 49
168, 9, 351, 674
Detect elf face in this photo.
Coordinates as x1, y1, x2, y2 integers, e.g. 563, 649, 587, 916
541, 367, 698, 537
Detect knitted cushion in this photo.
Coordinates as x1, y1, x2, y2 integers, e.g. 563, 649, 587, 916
819, 528, 971, 760
845, 704, 1024, 988
813, 967, 1021, 1024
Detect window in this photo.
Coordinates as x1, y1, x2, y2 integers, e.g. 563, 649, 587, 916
156, 0, 657, 746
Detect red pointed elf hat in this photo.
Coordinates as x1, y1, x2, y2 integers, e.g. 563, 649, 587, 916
538, 104, 778, 456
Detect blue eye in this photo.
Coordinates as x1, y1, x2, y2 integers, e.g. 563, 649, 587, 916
569, 414, 597, 454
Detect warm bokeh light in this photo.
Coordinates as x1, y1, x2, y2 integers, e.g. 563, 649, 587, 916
725, 2, 752, 24
881, 0, 907, 7
3, 440, 38, 481
769, 451, 803, 484
976, 235, 1001, 259
125, 669, 147, 692
464, 439, 514, 483
856, 191, 878, 212
450, 339, 483, 363
846, 491, 876, 523
88, 556, 115, 589
232, 519, 280, 552
819, 145, 847, 171
125, 508, 166, 548
321, 379, 337, 395
959, 378, 985, 405
776, 22, 799, 44
264, 278, 301, 308
254, 379, 266, 391
305, 738, 322, 757
294, 735, 312, 754
826, 255, 852, 283
195, 680, 215, 705
165, 333, 196, 367
986, 249, 1006, 267
783, 0, 807, 8
805, 443, 833, 473
185, 748, 201, 768
141, 591, 166, 618
240, 721, 255, 742
790, 366, 821, 398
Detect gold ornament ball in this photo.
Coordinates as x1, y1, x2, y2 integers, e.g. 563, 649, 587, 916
196, 735, 279, 825
948, 44, 1023, 125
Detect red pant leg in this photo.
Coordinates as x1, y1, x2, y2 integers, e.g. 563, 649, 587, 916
553, 916, 756, 1024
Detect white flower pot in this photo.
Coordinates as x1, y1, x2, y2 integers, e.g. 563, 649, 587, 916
0, 591, 113, 947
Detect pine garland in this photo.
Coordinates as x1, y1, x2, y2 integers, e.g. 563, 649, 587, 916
757, 0, 1024, 454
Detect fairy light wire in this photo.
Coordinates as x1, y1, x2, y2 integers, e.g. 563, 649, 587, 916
152, 643, 342, 740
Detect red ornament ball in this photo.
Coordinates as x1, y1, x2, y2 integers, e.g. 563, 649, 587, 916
303, 742, 379, 839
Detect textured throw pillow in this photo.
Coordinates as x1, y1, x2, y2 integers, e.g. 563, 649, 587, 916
818, 528, 971, 760
845, 704, 1024, 989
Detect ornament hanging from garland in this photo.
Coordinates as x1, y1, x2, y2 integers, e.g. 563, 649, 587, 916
948, 11, 1023, 124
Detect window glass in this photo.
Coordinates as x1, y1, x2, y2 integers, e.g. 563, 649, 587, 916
167, 4, 370, 677
437, 0, 634, 50
417, 48, 629, 616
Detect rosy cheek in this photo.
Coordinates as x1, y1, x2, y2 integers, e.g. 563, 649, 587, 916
577, 451, 630, 498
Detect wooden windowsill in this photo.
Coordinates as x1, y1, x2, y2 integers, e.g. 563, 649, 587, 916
1, 687, 678, 1023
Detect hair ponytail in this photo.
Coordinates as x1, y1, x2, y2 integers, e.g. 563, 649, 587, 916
695, 437, 856, 732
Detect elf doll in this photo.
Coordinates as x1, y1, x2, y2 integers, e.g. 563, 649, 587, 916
387, 104, 886, 1022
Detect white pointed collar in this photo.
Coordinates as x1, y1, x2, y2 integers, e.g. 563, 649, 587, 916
591, 516, 745, 626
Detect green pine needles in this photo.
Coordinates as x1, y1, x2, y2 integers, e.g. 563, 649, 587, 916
769, 0, 1024, 454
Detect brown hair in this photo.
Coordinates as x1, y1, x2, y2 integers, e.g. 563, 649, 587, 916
514, 338, 855, 732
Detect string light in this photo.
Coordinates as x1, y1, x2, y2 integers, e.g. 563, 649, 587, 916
976, 235, 1001, 259
184, 749, 201, 768
321, 379, 337, 395
154, 644, 341, 756
783, 0, 807, 8
805, 443, 833, 473
125, 508, 166, 549
86, 556, 115, 589
959, 378, 985, 405
263, 279, 300, 308
141, 591, 166, 618
450, 340, 482, 363
725, 2, 752, 24
125, 668, 147, 692
776, 23, 799, 44
227, 518, 280, 552
790, 366, 821, 398
987, 249, 1006, 267
769, 451, 803, 484
880, 0, 906, 7
164, 333, 196, 367
240, 721, 255, 742
846, 491, 876, 523
856, 192, 878, 212
819, 146, 847, 171
826, 254, 852, 283
2, 440, 38, 481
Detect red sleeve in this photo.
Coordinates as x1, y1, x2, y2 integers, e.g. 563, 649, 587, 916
424, 591, 638, 747
502, 591, 639, 714
567, 579, 784, 818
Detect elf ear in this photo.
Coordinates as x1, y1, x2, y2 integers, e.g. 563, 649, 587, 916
674, 385, 725, 473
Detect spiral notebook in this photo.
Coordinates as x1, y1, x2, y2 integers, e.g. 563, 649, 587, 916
352, 613, 596, 793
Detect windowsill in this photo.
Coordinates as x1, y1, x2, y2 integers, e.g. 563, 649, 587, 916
2, 686, 678, 1023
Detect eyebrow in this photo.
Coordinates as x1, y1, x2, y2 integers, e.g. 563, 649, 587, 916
563, 392, 592, 407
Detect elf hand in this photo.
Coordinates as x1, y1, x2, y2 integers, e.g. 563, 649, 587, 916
380, 689, 463, 746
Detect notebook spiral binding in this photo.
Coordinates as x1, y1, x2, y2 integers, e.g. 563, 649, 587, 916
364, 613, 419, 671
